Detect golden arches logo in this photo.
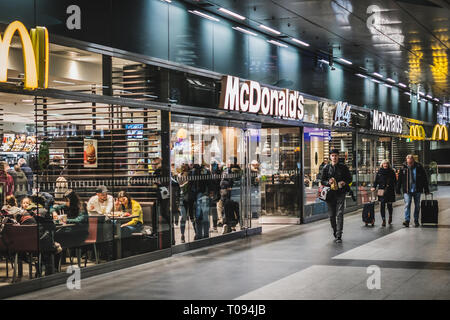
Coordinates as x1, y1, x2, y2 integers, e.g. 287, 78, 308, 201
432, 124, 448, 141
0, 20, 49, 89
409, 125, 426, 140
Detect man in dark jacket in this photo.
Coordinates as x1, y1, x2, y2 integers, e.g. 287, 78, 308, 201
320, 149, 352, 243
18, 158, 33, 194
396, 154, 429, 227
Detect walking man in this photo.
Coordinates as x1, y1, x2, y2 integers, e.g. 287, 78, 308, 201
396, 154, 430, 227
320, 149, 352, 243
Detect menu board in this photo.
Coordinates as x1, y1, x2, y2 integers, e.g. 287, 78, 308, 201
11, 134, 27, 152
2, 133, 15, 151
23, 136, 37, 152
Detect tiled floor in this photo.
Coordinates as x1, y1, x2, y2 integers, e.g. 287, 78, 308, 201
8, 187, 450, 300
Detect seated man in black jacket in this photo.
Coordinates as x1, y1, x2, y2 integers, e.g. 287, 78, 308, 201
320, 149, 352, 243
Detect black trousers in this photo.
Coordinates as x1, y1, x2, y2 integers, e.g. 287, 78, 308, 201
380, 200, 393, 220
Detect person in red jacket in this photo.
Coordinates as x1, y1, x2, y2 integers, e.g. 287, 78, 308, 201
0, 161, 14, 196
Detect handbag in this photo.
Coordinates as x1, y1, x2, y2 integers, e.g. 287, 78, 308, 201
377, 188, 385, 197
318, 185, 331, 201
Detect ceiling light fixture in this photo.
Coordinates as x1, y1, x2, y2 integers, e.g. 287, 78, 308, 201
355, 73, 367, 78
267, 40, 287, 48
386, 78, 396, 83
232, 26, 257, 36
433, 98, 439, 102
318, 59, 329, 65
426, 95, 432, 99
384, 84, 393, 88
259, 24, 281, 35
53, 80, 75, 85
372, 72, 383, 78
21, 99, 33, 103
188, 10, 220, 22
219, 8, 245, 20
398, 83, 407, 88
444, 103, 450, 107
291, 38, 309, 47
404, 92, 411, 95
338, 58, 352, 65
371, 79, 381, 84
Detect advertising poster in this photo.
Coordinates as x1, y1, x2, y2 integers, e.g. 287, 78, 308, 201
84, 139, 97, 168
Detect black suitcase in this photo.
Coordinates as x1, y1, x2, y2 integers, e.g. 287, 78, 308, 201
421, 193, 438, 225
362, 201, 375, 226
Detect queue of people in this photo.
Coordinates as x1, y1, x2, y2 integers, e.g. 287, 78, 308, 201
320, 150, 430, 243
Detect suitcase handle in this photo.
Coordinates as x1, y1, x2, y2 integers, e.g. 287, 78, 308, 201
425, 192, 433, 201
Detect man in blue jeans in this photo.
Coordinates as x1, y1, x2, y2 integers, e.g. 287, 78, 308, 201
396, 155, 430, 227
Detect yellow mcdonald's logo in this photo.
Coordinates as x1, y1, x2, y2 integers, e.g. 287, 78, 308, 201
431, 124, 448, 141
409, 125, 426, 140
0, 20, 49, 89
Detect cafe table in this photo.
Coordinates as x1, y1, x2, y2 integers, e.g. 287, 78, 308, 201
106, 213, 140, 259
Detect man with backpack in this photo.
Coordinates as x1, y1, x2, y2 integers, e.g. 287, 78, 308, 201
320, 149, 352, 243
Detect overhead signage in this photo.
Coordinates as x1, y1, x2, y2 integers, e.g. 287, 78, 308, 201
372, 110, 403, 134
0, 20, 49, 89
431, 124, 448, 141
333, 101, 351, 127
409, 125, 426, 140
219, 75, 304, 121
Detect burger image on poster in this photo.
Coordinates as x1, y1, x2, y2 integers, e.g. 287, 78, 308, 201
85, 140, 96, 164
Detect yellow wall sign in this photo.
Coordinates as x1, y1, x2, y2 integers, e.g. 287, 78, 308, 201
409, 125, 426, 140
431, 124, 448, 141
0, 20, 49, 89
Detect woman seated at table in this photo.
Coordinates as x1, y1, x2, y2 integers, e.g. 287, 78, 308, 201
51, 189, 89, 248
114, 191, 143, 238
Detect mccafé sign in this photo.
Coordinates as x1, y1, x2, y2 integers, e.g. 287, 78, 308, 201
372, 110, 403, 134
219, 75, 304, 120
431, 124, 448, 141
0, 21, 49, 89
409, 125, 426, 140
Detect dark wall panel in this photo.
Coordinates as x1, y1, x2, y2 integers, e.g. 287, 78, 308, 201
0, 0, 34, 27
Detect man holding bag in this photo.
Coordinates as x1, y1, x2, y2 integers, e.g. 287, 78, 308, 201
320, 149, 352, 243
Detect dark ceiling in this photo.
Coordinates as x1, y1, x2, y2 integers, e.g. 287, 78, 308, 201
184, 0, 450, 103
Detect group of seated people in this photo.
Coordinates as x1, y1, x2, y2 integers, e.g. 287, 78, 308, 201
1, 186, 144, 252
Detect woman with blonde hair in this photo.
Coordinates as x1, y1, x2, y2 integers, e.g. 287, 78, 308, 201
371, 159, 397, 226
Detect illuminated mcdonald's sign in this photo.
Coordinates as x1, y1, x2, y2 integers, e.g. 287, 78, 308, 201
0, 20, 49, 89
409, 125, 426, 140
431, 124, 448, 141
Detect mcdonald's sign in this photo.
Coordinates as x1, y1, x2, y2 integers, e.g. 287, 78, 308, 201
431, 124, 448, 141
0, 21, 49, 89
409, 125, 426, 140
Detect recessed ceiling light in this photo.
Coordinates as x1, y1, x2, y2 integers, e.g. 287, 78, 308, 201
291, 38, 309, 47
219, 8, 245, 20
404, 92, 411, 95
259, 24, 281, 35
433, 98, 439, 102
318, 59, 329, 65
267, 40, 287, 48
384, 84, 393, 88
419, 91, 425, 96
53, 80, 75, 85
360, 67, 368, 71
444, 103, 450, 106
386, 78, 396, 83
372, 72, 383, 78
232, 26, 257, 36
188, 10, 220, 22
426, 95, 432, 99
371, 79, 381, 84
355, 73, 367, 78
398, 83, 407, 88
338, 58, 352, 65
22, 99, 33, 103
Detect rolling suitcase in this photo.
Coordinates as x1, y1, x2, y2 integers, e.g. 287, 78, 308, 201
362, 193, 375, 226
421, 193, 438, 225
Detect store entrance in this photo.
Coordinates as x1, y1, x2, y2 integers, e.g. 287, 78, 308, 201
357, 134, 392, 204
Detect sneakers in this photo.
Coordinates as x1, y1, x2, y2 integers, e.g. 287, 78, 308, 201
181, 235, 185, 243
335, 237, 342, 243
403, 221, 410, 228
381, 219, 386, 227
